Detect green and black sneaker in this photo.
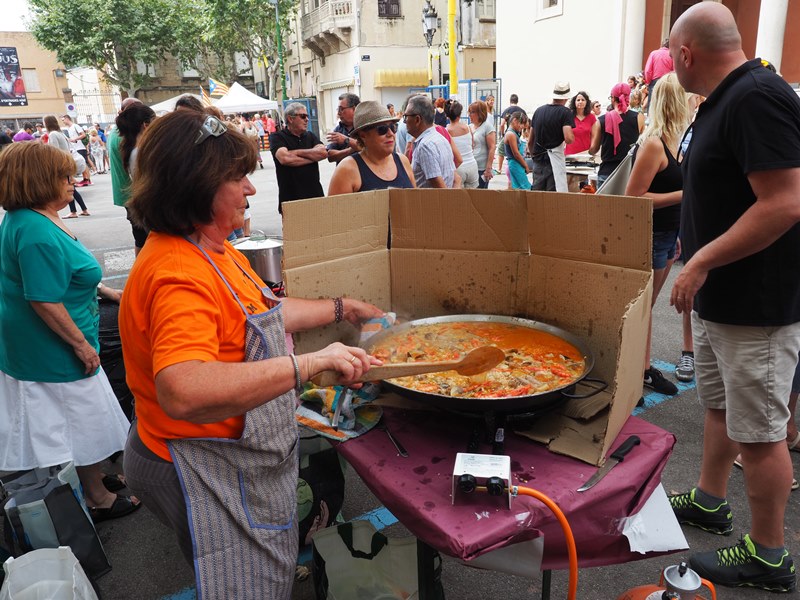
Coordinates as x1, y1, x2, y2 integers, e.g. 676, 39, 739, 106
668, 488, 733, 535
690, 534, 796, 592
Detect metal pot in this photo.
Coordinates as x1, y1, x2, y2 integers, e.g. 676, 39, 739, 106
363, 314, 606, 413
232, 230, 283, 283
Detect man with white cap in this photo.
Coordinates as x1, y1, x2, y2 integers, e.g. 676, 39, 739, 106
528, 82, 575, 192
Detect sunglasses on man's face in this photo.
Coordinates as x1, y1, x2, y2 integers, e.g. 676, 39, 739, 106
366, 122, 398, 136
403, 113, 419, 122
194, 115, 228, 145
292, 113, 309, 120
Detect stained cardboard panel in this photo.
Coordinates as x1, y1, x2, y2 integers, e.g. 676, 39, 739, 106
389, 248, 526, 321
515, 409, 613, 465
389, 189, 529, 252
284, 250, 391, 354
598, 277, 653, 461
523, 255, 651, 389
527, 191, 652, 271
282, 191, 390, 269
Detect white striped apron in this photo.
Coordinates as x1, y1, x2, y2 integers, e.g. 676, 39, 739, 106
169, 239, 299, 599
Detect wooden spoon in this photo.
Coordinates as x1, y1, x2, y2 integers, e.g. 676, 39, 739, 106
311, 346, 506, 388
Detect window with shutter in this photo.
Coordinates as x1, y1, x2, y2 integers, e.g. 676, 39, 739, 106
477, 0, 495, 19
378, 0, 401, 18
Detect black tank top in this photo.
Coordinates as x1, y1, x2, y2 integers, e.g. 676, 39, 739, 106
353, 152, 413, 191
598, 111, 640, 177
632, 138, 682, 231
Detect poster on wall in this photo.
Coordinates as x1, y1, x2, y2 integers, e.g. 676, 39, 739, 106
0, 47, 28, 107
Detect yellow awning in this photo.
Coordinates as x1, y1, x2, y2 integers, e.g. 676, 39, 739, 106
373, 69, 429, 88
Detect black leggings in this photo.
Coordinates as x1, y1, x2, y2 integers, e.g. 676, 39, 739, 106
68, 190, 87, 213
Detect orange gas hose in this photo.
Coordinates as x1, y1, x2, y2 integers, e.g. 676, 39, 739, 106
516, 485, 578, 600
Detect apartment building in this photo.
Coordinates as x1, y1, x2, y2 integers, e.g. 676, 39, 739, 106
274, 0, 497, 135
0, 31, 69, 131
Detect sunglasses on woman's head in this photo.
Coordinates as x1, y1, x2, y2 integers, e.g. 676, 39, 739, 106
194, 116, 227, 145
366, 122, 397, 136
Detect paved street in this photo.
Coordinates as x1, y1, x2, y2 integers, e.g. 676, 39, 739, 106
8, 153, 800, 600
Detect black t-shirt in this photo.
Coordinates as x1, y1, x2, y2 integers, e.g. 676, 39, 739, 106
681, 59, 800, 326
598, 111, 640, 177
269, 128, 325, 208
530, 104, 574, 160
500, 105, 527, 126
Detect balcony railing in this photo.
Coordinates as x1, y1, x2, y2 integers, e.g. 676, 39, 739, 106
301, 0, 354, 41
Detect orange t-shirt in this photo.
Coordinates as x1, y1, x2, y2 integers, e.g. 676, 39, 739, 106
119, 232, 272, 461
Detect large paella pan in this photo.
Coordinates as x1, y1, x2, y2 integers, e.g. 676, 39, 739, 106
364, 314, 606, 413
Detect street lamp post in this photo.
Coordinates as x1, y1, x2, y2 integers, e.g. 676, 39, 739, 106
268, 0, 288, 101
422, 0, 438, 87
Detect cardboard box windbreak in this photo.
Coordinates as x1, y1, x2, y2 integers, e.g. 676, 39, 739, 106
283, 189, 652, 466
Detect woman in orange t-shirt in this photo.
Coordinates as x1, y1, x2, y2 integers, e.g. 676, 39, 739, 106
119, 109, 383, 597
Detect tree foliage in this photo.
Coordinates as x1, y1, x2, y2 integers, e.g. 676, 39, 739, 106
29, 0, 297, 98
29, 0, 200, 96
188, 0, 295, 89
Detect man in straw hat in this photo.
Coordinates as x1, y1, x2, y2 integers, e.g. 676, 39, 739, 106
528, 81, 575, 193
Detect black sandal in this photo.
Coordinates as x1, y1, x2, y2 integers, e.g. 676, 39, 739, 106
102, 474, 126, 492
89, 495, 141, 523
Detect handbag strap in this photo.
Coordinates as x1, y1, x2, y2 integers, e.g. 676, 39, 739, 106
336, 522, 388, 560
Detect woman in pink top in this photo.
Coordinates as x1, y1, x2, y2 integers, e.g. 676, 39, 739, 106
564, 91, 596, 155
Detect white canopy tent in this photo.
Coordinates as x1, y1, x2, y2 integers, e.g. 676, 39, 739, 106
212, 82, 279, 114
149, 94, 204, 114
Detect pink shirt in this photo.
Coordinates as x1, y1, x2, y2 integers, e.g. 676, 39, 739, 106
565, 112, 596, 155
644, 47, 673, 83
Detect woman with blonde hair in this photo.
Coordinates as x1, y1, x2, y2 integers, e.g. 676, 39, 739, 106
624, 72, 691, 396
445, 100, 479, 189
468, 100, 496, 188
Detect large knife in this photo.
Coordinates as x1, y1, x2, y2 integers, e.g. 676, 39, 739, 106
577, 435, 640, 492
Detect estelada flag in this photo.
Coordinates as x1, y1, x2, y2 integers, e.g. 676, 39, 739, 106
200, 86, 212, 106
209, 78, 230, 97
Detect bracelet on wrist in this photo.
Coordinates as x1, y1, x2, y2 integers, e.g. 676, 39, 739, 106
333, 297, 344, 323
289, 354, 303, 392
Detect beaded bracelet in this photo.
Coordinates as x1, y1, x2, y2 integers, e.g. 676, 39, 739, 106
289, 354, 303, 392
333, 297, 344, 323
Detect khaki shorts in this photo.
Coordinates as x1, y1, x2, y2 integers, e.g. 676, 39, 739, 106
692, 312, 800, 443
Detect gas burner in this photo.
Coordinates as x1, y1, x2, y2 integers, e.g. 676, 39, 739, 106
438, 395, 565, 455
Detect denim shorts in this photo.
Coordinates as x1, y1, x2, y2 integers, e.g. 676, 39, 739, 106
652, 230, 679, 269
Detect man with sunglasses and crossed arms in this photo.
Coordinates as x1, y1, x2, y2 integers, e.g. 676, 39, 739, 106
269, 102, 327, 213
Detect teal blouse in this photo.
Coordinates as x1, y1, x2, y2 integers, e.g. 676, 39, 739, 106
0, 209, 102, 382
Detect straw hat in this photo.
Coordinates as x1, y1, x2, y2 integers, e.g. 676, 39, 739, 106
350, 101, 400, 137
552, 82, 571, 99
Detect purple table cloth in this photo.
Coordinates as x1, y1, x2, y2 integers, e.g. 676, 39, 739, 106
336, 407, 676, 570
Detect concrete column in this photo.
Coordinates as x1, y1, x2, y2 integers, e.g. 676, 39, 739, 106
623, 0, 647, 76
755, 0, 788, 72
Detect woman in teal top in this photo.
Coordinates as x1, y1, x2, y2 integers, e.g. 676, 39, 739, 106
503, 112, 532, 190
0, 142, 139, 522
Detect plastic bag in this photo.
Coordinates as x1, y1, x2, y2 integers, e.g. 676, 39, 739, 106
0, 546, 98, 600
1, 464, 111, 579
312, 520, 442, 600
